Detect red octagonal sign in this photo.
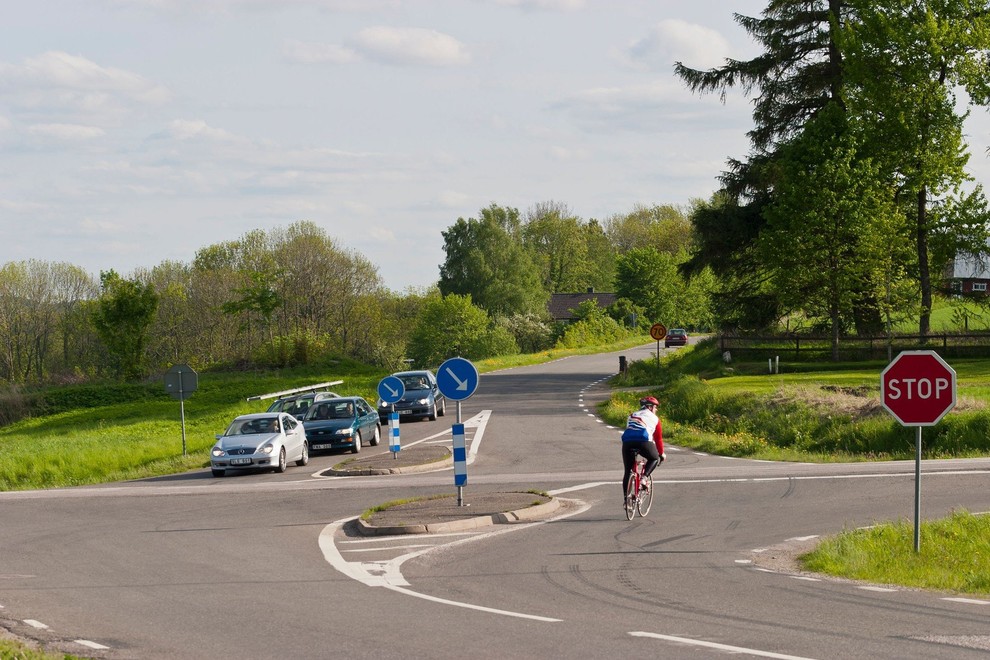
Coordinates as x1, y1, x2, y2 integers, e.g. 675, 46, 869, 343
881, 351, 956, 426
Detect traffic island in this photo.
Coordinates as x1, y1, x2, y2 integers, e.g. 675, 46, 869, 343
324, 444, 453, 476
355, 491, 560, 535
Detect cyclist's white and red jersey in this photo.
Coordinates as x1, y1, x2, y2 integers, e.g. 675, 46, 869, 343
621, 408, 664, 452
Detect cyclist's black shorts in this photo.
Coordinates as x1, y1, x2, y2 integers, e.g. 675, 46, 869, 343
621, 440, 660, 475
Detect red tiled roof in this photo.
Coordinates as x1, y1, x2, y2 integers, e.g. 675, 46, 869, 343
548, 292, 618, 321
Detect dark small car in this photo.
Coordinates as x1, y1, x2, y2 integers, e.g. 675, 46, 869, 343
302, 396, 380, 454
376, 370, 446, 423
665, 328, 689, 348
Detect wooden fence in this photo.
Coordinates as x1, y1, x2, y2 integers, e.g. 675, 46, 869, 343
718, 332, 990, 362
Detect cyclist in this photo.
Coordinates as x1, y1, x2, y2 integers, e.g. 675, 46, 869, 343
621, 396, 665, 500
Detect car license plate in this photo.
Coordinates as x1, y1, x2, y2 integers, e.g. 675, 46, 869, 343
399, 410, 411, 415
313, 444, 331, 450
230, 458, 252, 465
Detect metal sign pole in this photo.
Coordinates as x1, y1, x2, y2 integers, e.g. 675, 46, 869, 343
914, 426, 922, 553
179, 375, 187, 456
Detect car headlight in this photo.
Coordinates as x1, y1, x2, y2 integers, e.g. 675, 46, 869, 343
335, 428, 353, 436
211, 446, 225, 457
416, 397, 429, 405
260, 443, 275, 455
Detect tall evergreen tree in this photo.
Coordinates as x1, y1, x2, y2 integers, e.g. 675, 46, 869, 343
675, 1, 851, 330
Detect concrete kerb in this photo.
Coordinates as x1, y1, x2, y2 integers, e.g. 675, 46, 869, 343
355, 497, 562, 536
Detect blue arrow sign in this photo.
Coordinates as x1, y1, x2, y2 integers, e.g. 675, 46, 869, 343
377, 375, 405, 404
436, 357, 479, 401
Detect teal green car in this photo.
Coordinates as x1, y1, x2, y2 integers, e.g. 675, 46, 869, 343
301, 396, 381, 454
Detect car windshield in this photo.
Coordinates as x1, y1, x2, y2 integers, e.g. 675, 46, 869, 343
230, 418, 280, 435
308, 402, 355, 420
400, 375, 429, 390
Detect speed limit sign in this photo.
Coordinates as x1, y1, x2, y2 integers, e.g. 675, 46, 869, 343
650, 323, 667, 341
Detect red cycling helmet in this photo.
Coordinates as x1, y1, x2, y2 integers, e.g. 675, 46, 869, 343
639, 396, 659, 408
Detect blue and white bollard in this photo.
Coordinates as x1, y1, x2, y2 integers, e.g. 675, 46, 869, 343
452, 422, 467, 505
389, 411, 400, 457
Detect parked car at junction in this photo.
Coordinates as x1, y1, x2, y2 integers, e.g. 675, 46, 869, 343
665, 328, 689, 348
376, 370, 446, 423
210, 412, 309, 477
302, 396, 380, 454
266, 391, 339, 418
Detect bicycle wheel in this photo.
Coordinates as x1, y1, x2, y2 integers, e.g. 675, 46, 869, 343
637, 473, 654, 516
624, 472, 637, 520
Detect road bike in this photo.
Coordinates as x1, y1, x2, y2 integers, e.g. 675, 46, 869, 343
624, 455, 654, 520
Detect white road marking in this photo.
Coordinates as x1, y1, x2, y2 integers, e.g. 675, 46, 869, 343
24, 619, 48, 629
859, 586, 898, 593
75, 640, 110, 650
344, 544, 434, 553
630, 631, 818, 659
790, 576, 821, 582
320, 499, 592, 622
942, 597, 990, 605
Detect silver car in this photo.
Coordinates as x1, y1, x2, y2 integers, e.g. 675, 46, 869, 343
210, 412, 309, 477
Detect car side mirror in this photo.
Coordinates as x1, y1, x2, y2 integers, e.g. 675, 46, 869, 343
215, 434, 223, 440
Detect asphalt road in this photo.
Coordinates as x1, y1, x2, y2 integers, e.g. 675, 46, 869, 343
3, 341, 990, 659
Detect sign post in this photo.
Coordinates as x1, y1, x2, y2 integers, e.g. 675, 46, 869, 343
436, 357, 480, 506
377, 376, 405, 459
880, 350, 956, 552
164, 364, 198, 456
649, 323, 667, 372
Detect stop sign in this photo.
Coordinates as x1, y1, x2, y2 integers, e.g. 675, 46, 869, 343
881, 351, 956, 426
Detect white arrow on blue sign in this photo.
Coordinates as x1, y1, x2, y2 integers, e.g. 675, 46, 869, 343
377, 375, 405, 404
436, 357, 479, 401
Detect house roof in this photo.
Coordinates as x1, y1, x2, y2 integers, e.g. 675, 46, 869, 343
548, 292, 618, 321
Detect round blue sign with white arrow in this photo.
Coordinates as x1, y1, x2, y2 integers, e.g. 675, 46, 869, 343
377, 375, 405, 404
436, 357, 480, 401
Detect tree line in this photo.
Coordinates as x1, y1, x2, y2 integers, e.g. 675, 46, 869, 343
0, 205, 713, 386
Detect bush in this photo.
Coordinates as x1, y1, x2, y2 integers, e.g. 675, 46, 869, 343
556, 314, 630, 349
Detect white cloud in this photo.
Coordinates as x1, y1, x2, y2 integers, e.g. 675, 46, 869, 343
353, 26, 471, 67
622, 19, 732, 72
369, 226, 395, 241
436, 190, 471, 207
159, 119, 242, 142
491, 0, 584, 10
552, 80, 748, 133
0, 51, 170, 103
282, 40, 357, 64
112, 0, 400, 12
27, 123, 106, 140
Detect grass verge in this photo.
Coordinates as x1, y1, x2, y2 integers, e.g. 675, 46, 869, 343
801, 510, 990, 595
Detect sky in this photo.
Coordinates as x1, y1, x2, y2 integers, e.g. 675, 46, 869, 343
3, 0, 990, 292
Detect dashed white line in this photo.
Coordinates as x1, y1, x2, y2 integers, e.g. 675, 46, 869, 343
75, 640, 110, 650
859, 586, 898, 593
23, 619, 48, 629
